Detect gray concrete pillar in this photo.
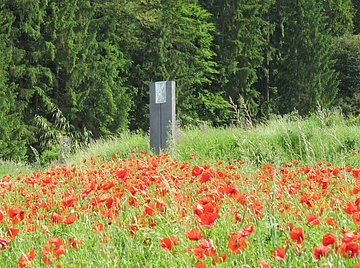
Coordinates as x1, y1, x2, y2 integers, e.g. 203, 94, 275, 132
150, 81, 176, 154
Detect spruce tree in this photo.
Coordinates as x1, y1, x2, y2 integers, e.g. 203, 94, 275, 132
44, 0, 132, 138
353, 0, 360, 34
101, 0, 221, 128
333, 35, 360, 115
199, 0, 274, 120
274, 0, 339, 115
151, 1, 220, 126
322, 0, 354, 36
2, 0, 132, 160
0, 4, 27, 160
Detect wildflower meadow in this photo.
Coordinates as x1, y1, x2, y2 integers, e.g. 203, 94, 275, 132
1, 149, 360, 267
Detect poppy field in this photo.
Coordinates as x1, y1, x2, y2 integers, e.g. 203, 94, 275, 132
1, 149, 360, 268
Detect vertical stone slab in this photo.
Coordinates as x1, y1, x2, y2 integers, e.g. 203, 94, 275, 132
150, 81, 176, 154
59, 135, 70, 164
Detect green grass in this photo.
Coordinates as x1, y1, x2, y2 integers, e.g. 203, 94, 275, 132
0, 111, 359, 267
0, 146, 359, 267
0, 159, 33, 179
176, 111, 359, 167
1, 111, 359, 178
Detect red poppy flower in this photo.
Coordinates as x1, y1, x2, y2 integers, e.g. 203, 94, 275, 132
325, 217, 337, 227
7, 206, 25, 225
199, 171, 212, 183
61, 195, 78, 208
212, 253, 226, 265
239, 225, 254, 237
353, 214, 360, 226
198, 238, 217, 257
193, 246, 205, 260
272, 248, 285, 261
92, 223, 104, 232
18, 249, 35, 268
115, 169, 127, 180
41, 245, 51, 257
306, 214, 320, 226
343, 202, 357, 215
322, 233, 337, 246
49, 212, 62, 224
7, 227, 20, 238
0, 211, 3, 224
258, 259, 271, 268
8, 206, 20, 219
356, 198, 360, 211
353, 168, 360, 179
63, 215, 77, 225
194, 264, 207, 268
160, 237, 179, 251
342, 230, 359, 243
66, 237, 82, 250
48, 238, 63, 249
342, 243, 359, 258
184, 228, 204, 241
197, 212, 218, 229
192, 165, 204, 176
144, 204, 155, 216
54, 244, 66, 258
99, 181, 115, 191
313, 244, 330, 260
290, 228, 304, 244
42, 255, 53, 265
0, 238, 10, 250
228, 233, 247, 254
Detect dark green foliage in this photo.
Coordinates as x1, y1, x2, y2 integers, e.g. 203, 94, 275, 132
97, 0, 220, 129
154, 1, 219, 126
273, 0, 339, 115
0, 0, 359, 163
333, 35, 360, 115
1, 0, 132, 161
353, 0, 360, 34
0, 5, 27, 160
200, 0, 275, 119
322, 0, 355, 36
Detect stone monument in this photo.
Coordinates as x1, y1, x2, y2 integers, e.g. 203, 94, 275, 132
149, 81, 176, 154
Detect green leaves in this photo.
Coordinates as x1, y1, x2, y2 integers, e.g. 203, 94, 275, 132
200, 0, 275, 119
333, 35, 360, 116
273, 0, 339, 115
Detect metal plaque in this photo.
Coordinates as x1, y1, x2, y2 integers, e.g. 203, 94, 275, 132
155, 81, 167, 104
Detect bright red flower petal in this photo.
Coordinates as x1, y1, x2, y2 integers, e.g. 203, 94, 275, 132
313, 244, 330, 260
184, 228, 205, 241
290, 228, 304, 244
272, 248, 285, 261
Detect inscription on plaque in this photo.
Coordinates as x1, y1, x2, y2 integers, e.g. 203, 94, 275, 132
155, 81, 167, 104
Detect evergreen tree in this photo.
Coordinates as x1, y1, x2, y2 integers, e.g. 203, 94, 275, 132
322, 0, 354, 36
353, 0, 360, 34
151, 1, 221, 126
199, 0, 274, 120
2, 0, 132, 161
0, 0, 50, 160
44, 0, 132, 138
333, 35, 360, 115
101, 0, 222, 128
274, 0, 339, 115
0, 4, 27, 160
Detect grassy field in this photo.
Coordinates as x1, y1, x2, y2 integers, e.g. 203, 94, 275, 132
1, 111, 359, 177
0, 112, 359, 267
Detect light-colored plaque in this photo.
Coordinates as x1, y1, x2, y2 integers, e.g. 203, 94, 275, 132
155, 81, 167, 104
